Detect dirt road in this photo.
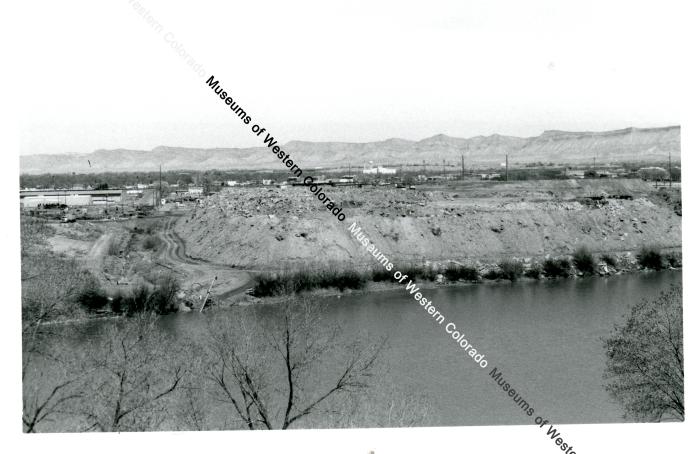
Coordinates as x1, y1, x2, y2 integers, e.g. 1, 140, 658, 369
156, 215, 253, 303
85, 231, 113, 272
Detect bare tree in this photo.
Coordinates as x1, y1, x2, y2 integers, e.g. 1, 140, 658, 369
603, 284, 683, 421
22, 218, 91, 433
203, 298, 385, 430
329, 388, 434, 429
81, 314, 185, 431
22, 353, 84, 433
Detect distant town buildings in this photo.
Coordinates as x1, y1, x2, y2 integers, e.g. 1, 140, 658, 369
363, 165, 397, 175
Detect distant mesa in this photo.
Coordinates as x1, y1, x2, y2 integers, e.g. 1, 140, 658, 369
20, 125, 680, 174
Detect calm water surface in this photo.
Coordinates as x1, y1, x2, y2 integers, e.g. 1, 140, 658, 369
56, 271, 682, 427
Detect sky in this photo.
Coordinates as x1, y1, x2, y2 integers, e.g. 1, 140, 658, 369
15, 0, 686, 155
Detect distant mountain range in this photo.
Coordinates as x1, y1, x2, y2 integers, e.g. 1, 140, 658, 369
20, 125, 680, 174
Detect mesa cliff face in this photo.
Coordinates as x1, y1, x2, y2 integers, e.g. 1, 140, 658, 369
20, 126, 679, 174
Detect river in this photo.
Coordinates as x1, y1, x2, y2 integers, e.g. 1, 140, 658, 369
37, 270, 681, 429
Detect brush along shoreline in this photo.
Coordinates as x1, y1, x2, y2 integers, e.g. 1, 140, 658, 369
244, 219, 681, 300
43, 248, 681, 324
245, 243, 681, 300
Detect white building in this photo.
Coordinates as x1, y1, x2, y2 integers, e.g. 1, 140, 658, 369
363, 165, 397, 175
21, 194, 92, 208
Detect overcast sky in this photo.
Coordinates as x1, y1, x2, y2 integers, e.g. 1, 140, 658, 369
17, 0, 685, 155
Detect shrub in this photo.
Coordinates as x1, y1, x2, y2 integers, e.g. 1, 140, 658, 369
637, 246, 663, 270
126, 284, 152, 315
665, 252, 682, 268
149, 274, 180, 314
444, 265, 480, 282
524, 264, 542, 279
76, 283, 109, 311
252, 268, 368, 297
142, 235, 160, 250
483, 269, 501, 280
110, 292, 126, 314
498, 259, 524, 281
601, 254, 618, 268
419, 267, 438, 281
543, 258, 571, 278
370, 268, 394, 283
107, 237, 121, 256
331, 269, 365, 291
572, 247, 596, 275
251, 273, 288, 297
400, 264, 438, 283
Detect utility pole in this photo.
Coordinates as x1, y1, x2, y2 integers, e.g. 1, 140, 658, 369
461, 155, 465, 180
199, 275, 218, 312
505, 154, 509, 182
442, 159, 446, 177
423, 160, 426, 174
158, 164, 162, 207
668, 151, 672, 187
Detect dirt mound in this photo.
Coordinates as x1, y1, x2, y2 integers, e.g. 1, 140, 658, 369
175, 181, 681, 270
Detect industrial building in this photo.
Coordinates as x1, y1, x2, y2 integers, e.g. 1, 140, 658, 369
19, 188, 160, 209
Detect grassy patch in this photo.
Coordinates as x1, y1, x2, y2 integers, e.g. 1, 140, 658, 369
524, 264, 542, 279
400, 264, 437, 282
665, 251, 682, 268
107, 237, 121, 256
498, 259, 524, 282
601, 254, 618, 268
370, 267, 395, 283
444, 264, 480, 282
252, 267, 367, 297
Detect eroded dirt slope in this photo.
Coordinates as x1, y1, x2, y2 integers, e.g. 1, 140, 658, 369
175, 180, 681, 270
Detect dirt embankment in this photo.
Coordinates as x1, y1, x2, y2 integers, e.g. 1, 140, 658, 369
174, 180, 682, 270
46, 216, 253, 306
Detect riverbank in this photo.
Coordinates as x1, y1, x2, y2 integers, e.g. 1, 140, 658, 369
28, 247, 683, 323
241, 245, 681, 301
218, 252, 681, 312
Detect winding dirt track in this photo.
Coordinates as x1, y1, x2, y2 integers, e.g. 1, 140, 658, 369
85, 231, 114, 271
157, 215, 253, 301
159, 217, 207, 266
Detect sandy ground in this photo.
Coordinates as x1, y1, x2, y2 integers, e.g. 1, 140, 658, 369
47, 216, 253, 305
175, 179, 682, 270
154, 216, 252, 304
47, 235, 92, 256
